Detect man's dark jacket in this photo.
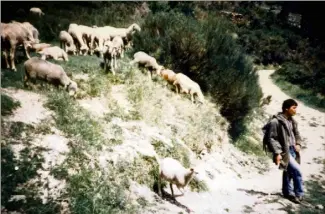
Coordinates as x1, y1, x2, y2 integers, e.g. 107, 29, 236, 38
264, 112, 302, 169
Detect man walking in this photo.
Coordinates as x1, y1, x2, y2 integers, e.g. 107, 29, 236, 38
265, 99, 304, 203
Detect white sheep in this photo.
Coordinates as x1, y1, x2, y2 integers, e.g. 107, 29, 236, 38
111, 36, 124, 58
157, 157, 198, 198
24, 57, 78, 96
173, 73, 205, 104
38, 46, 69, 61
102, 23, 141, 40
102, 40, 118, 75
90, 27, 112, 56
129, 51, 164, 79
30, 43, 52, 53
59, 30, 76, 55
77, 24, 95, 52
29, 7, 44, 17
68, 23, 88, 55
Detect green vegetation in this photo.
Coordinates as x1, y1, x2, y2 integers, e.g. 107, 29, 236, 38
1, 93, 21, 116
1, 1, 325, 213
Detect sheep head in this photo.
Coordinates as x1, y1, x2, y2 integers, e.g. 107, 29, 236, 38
128, 23, 141, 35
67, 80, 78, 96
197, 93, 205, 105
184, 168, 199, 186
155, 65, 164, 76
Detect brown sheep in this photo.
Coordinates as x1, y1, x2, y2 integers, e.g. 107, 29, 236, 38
24, 57, 78, 96
1, 22, 35, 71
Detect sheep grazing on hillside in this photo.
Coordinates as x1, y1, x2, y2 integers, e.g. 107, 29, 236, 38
68, 23, 89, 55
38, 46, 69, 61
29, 7, 45, 17
24, 57, 78, 96
59, 30, 77, 55
1, 22, 35, 71
157, 157, 198, 198
102, 41, 118, 75
129, 51, 164, 79
160, 69, 177, 84
173, 73, 205, 104
90, 27, 112, 57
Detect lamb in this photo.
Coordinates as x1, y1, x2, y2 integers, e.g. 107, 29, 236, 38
24, 57, 78, 96
111, 36, 125, 59
29, 7, 45, 17
30, 43, 52, 53
38, 46, 69, 61
157, 157, 198, 198
173, 73, 205, 104
102, 41, 118, 75
1, 22, 35, 71
129, 51, 164, 79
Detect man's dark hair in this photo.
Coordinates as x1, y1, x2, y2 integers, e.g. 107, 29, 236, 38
282, 99, 298, 112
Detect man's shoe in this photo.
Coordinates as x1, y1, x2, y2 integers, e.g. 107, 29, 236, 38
296, 196, 304, 202
284, 195, 301, 204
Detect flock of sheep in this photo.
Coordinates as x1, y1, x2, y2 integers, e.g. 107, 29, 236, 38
1, 7, 205, 198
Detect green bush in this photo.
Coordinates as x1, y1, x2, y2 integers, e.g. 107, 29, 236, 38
275, 62, 325, 96
1, 94, 21, 116
132, 11, 262, 138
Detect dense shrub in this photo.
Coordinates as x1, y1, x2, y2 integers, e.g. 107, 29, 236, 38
132, 11, 262, 139
274, 62, 325, 96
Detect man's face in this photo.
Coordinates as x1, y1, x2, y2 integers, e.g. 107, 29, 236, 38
287, 105, 297, 116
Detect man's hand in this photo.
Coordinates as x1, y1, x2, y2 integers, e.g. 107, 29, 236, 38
275, 154, 282, 165
295, 144, 301, 153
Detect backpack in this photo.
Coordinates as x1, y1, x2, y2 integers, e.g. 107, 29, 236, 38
261, 117, 275, 154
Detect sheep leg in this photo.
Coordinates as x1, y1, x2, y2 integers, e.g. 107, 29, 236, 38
170, 183, 175, 198
3, 49, 10, 69
110, 59, 115, 75
173, 81, 179, 94
191, 92, 195, 104
147, 70, 152, 80
104, 58, 107, 71
114, 55, 117, 70
121, 48, 124, 58
10, 45, 17, 71
158, 176, 162, 196
177, 186, 185, 196
23, 42, 31, 59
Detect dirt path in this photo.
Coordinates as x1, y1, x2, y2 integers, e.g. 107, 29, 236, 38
153, 70, 325, 213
